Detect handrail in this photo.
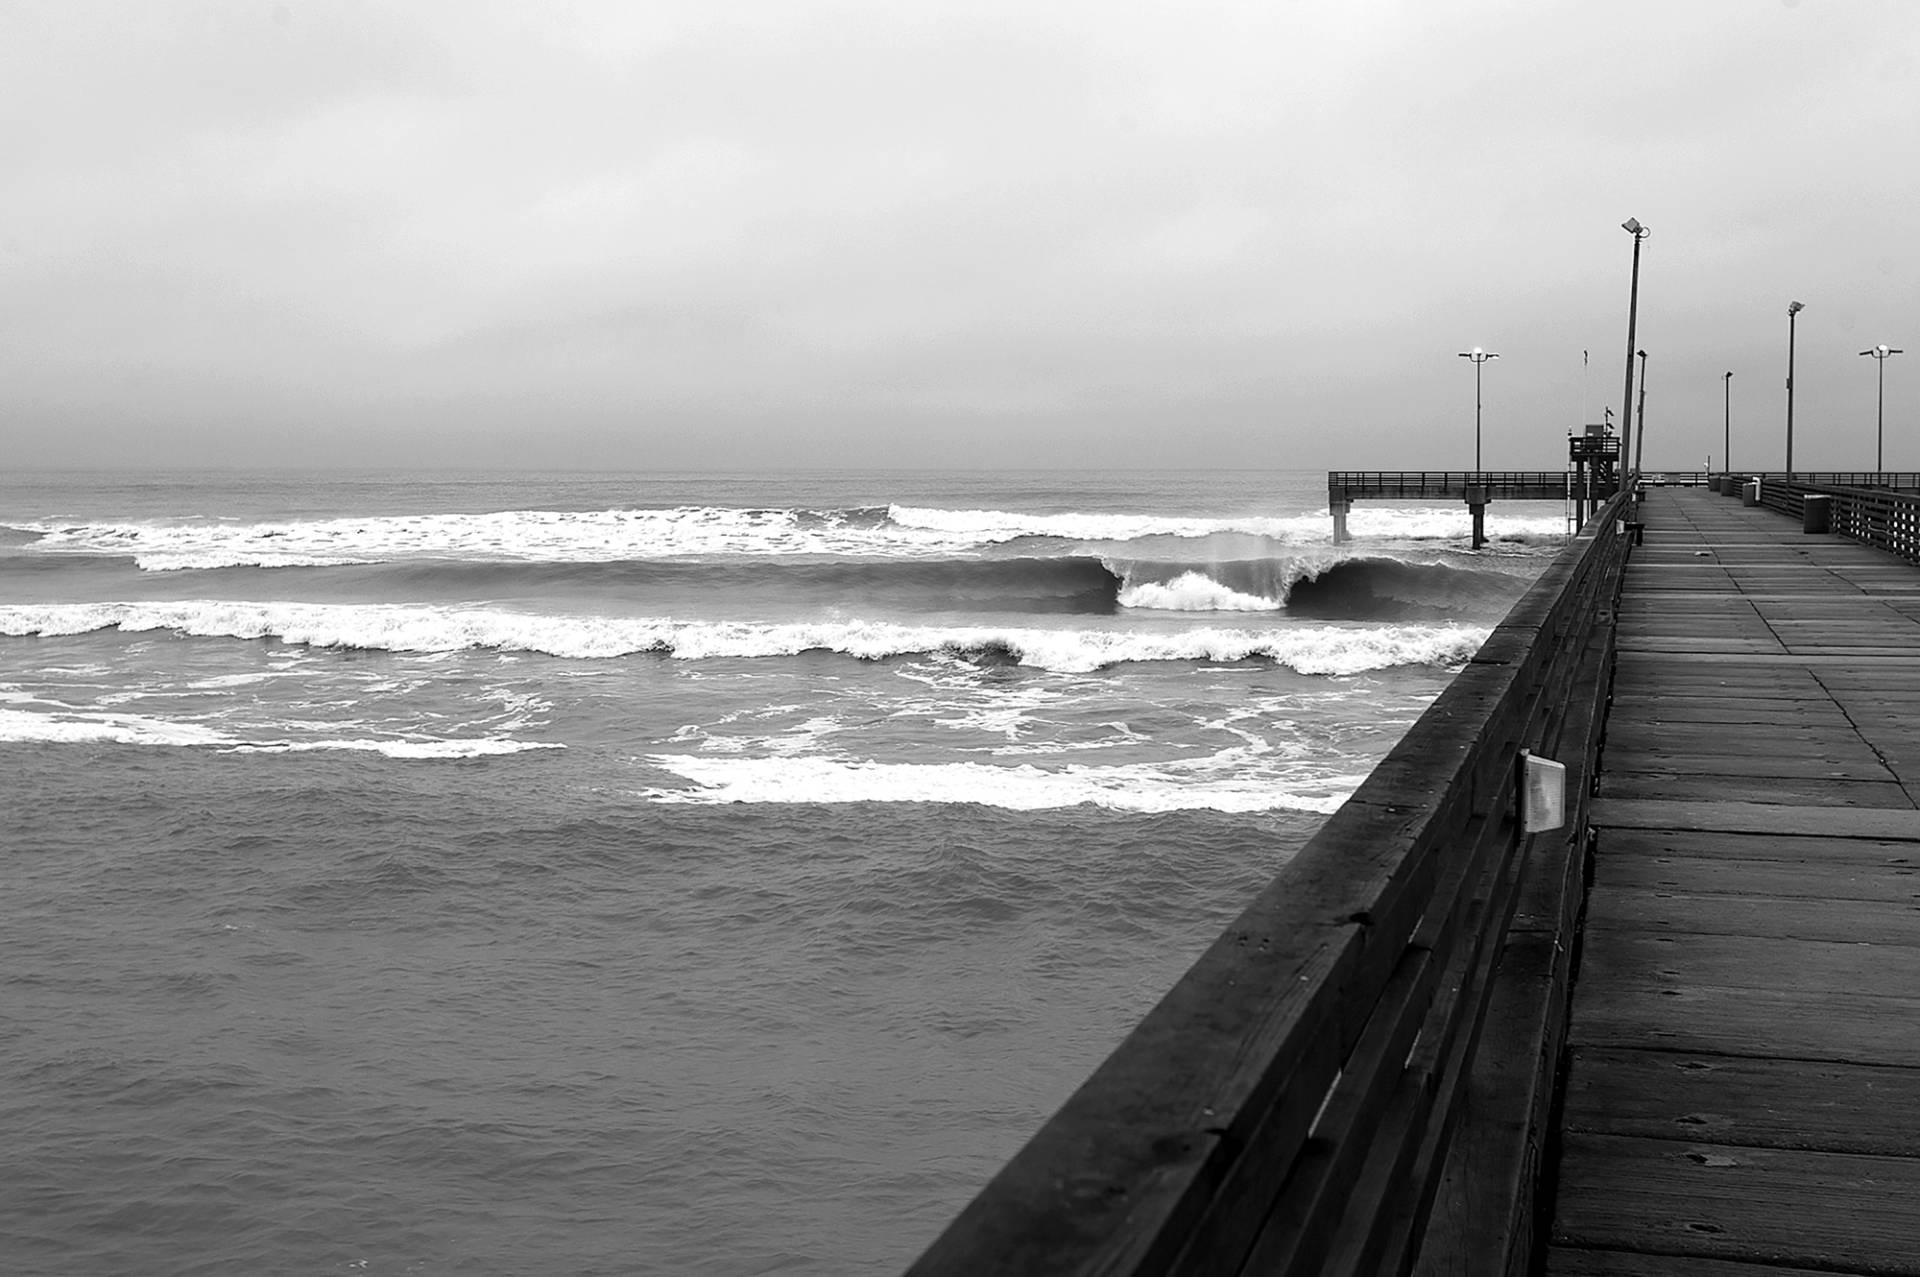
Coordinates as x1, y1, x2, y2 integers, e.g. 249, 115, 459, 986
1328, 471, 1573, 497
907, 494, 1634, 1277
1746, 478, 1920, 564
1727, 471, 1920, 490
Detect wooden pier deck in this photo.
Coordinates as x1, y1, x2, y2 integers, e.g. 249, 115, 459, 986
1544, 486, 1920, 1274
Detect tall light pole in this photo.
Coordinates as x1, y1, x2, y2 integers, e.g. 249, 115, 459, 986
1633, 350, 1650, 476
1723, 371, 1733, 473
1860, 343, 1904, 472
1786, 301, 1804, 472
1619, 218, 1650, 480
1458, 346, 1499, 471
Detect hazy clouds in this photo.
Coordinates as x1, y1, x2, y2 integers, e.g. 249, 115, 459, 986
5, 0, 1917, 471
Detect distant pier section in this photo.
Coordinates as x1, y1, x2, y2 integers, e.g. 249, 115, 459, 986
1329, 471, 1579, 548
1332, 430, 1622, 547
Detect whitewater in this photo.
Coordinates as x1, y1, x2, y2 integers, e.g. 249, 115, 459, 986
0, 468, 1570, 1275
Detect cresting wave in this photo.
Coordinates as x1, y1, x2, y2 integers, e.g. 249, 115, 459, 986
0, 547, 1529, 620
0, 602, 1494, 675
7, 502, 1571, 570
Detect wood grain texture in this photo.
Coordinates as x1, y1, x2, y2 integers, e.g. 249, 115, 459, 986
1552, 1132, 1920, 1274
1560, 1047, 1920, 1156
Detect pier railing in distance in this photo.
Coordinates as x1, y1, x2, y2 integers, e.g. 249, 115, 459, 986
906, 493, 1634, 1277
1328, 471, 1573, 501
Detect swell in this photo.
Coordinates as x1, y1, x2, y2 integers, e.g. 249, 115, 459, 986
132, 555, 1131, 615
3, 550, 1530, 620
1279, 557, 1527, 620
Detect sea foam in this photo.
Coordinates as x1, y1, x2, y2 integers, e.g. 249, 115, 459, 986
0, 701, 556, 757
639, 752, 1365, 813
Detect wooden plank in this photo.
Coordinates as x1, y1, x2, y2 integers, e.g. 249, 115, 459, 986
1577, 928, 1920, 993
1596, 849, 1920, 900
1589, 798, 1920, 840
1597, 773, 1911, 807
1611, 638, 1788, 654
1607, 717, 1879, 743
1603, 707, 1858, 729
1584, 886, 1920, 947
1568, 974, 1920, 1065
1560, 1046, 1920, 1156
1608, 691, 1852, 711
1613, 650, 1920, 666
1551, 1131, 1920, 1273
1548, 1246, 1864, 1276
1600, 751, 1891, 781
1602, 724, 1879, 756
1590, 826, 1920, 868
1605, 670, 1830, 695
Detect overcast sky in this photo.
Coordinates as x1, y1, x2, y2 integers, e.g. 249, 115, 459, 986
5, 0, 1917, 472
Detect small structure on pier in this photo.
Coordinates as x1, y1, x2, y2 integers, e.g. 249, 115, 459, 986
1568, 421, 1620, 522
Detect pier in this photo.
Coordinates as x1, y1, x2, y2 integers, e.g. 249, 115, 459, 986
1546, 483, 1920, 1273
908, 475, 1920, 1275
1328, 471, 1573, 549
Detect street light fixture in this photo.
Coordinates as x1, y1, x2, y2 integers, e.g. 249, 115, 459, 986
1723, 371, 1733, 473
1860, 343, 1904, 472
1619, 218, 1650, 482
1786, 301, 1804, 473
1458, 346, 1499, 471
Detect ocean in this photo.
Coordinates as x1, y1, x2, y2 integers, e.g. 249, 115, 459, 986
0, 468, 1570, 1276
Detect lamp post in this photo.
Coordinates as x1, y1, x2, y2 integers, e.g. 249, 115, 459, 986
1786, 301, 1804, 473
1860, 344, 1904, 473
1619, 218, 1650, 481
1723, 371, 1733, 473
1458, 346, 1499, 471
1633, 350, 1650, 476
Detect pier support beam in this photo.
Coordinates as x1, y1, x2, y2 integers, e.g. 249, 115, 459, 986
1467, 485, 1489, 550
1331, 498, 1351, 544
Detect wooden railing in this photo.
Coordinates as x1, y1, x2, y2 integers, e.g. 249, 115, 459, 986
907, 494, 1634, 1277
1328, 472, 1575, 500
1743, 478, 1920, 563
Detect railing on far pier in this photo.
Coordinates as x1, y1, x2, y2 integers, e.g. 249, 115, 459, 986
907, 494, 1635, 1277
1328, 471, 1574, 501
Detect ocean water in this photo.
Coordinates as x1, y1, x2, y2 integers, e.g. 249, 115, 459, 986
0, 468, 1569, 1276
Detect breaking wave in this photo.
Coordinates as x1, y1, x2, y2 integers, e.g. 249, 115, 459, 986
0, 548, 1530, 620
7, 500, 1570, 570
0, 601, 1493, 675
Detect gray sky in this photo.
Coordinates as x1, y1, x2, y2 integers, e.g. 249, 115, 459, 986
5, 0, 1918, 472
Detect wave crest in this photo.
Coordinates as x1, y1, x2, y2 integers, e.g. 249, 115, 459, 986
15, 501, 1571, 572
0, 602, 1491, 675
